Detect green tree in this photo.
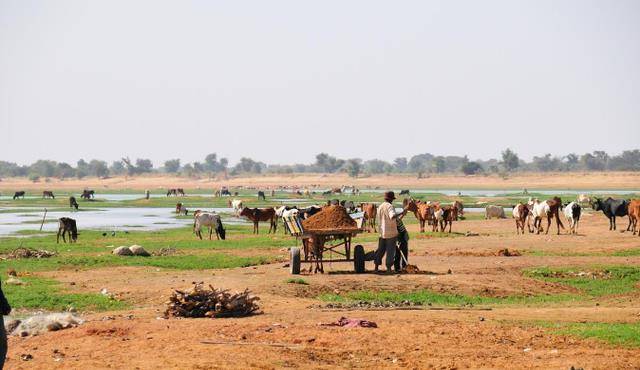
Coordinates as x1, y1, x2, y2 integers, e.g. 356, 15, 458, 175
164, 159, 181, 173
501, 148, 519, 172
461, 161, 482, 175
432, 157, 446, 173
345, 159, 362, 178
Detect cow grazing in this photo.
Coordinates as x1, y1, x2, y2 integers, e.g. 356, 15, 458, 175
81, 189, 95, 200
229, 199, 243, 216
258, 191, 266, 200
13, 191, 25, 200
69, 196, 79, 210
485, 205, 506, 219
193, 212, 225, 240
564, 201, 582, 234
239, 207, 277, 234
360, 203, 378, 232
42, 191, 55, 199
591, 197, 631, 231
512, 203, 531, 235
57, 217, 78, 243
628, 199, 640, 236
399, 189, 410, 196
175, 202, 188, 215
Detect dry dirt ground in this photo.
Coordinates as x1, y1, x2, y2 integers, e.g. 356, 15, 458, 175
6, 212, 640, 369
1, 172, 640, 191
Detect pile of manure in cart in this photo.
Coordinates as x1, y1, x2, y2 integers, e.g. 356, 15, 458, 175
302, 205, 359, 231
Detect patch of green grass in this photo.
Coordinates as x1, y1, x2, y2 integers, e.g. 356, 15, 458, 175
612, 249, 640, 257
285, 278, 309, 285
3, 276, 128, 312
542, 321, 640, 348
525, 266, 640, 297
319, 290, 579, 306
0, 253, 273, 273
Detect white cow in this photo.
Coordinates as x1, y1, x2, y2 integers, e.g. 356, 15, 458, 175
530, 199, 550, 234
564, 201, 582, 234
577, 194, 591, 204
230, 199, 243, 216
193, 212, 225, 240
485, 205, 506, 219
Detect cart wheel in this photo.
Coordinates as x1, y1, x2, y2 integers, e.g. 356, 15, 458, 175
354, 244, 365, 273
290, 247, 301, 275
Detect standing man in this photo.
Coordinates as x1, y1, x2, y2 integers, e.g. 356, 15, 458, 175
0, 276, 11, 369
375, 191, 408, 273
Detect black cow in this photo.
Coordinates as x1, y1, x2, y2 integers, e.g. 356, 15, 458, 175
399, 189, 410, 196
81, 189, 95, 200
340, 200, 356, 212
258, 191, 266, 201
300, 206, 323, 219
591, 197, 631, 231
69, 196, 79, 210
13, 191, 25, 200
57, 217, 78, 243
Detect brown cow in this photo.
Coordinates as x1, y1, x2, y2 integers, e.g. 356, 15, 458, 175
42, 191, 55, 199
175, 202, 188, 215
440, 202, 462, 233
239, 207, 277, 234
629, 199, 640, 237
405, 199, 436, 232
360, 203, 377, 232
512, 203, 531, 235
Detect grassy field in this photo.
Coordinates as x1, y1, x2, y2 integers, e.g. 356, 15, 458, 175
320, 266, 640, 306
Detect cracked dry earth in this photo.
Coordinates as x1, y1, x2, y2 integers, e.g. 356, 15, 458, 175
7, 212, 640, 369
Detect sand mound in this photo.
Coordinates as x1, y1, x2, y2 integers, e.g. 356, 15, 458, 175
302, 205, 358, 231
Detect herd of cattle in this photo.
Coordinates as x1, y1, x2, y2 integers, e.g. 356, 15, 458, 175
6, 188, 640, 245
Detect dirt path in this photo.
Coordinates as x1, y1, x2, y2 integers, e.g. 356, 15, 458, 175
6, 212, 640, 368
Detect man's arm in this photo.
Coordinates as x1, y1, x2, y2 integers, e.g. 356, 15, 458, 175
391, 205, 409, 220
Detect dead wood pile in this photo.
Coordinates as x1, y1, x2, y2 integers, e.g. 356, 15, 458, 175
2, 248, 56, 259
165, 282, 261, 318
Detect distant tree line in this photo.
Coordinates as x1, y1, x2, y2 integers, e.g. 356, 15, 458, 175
1, 149, 639, 180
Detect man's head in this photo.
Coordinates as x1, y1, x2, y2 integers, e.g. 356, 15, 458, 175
384, 191, 396, 203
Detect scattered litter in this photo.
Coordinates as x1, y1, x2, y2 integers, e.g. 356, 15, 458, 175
320, 317, 378, 328
9, 313, 83, 336
523, 347, 532, 352
165, 282, 261, 318
496, 248, 521, 257
2, 247, 56, 259
152, 247, 179, 256
21, 354, 33, 361
5, 276, 25, 285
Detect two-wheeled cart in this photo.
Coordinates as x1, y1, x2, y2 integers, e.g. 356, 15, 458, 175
283, 216, 372, 274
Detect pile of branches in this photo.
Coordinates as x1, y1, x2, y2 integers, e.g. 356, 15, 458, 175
165, 282, 261, 318
3, 248, 56, 259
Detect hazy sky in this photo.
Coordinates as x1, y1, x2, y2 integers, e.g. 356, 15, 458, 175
1, 1, 639, 166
